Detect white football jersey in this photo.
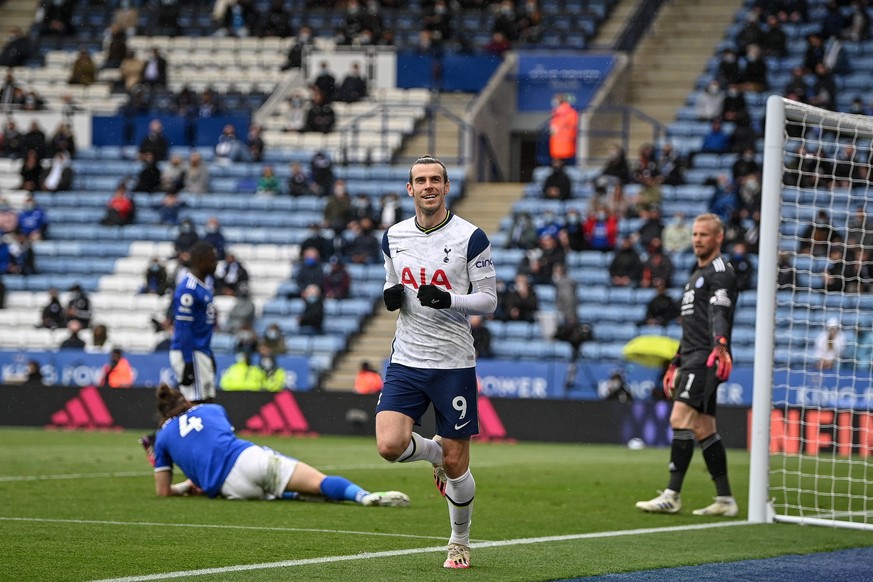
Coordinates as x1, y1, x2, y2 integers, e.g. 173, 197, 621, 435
382, 211, 496, 369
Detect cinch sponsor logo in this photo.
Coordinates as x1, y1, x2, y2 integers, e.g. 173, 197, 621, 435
475, 259, 493, 268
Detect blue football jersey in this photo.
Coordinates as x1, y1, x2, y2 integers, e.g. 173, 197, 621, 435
153, 403, 253, 498
170, 273, 215, 360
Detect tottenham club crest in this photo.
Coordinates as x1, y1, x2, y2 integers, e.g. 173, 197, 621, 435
443, 247, 451, 263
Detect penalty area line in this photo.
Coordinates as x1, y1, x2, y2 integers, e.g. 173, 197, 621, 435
90, 521, 749, 582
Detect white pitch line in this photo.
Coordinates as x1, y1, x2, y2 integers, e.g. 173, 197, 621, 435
88, 521, 749, 582
0, 471, 151, 482
0, 516, 446, 541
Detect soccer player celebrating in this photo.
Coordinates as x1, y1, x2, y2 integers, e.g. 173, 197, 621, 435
375, 156, 497, 569
636, 213, 739, 517
170, 241, 218, 403
151, 383, 408, 506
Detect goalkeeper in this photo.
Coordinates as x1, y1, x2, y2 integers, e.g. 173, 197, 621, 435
636, 213, 739, 517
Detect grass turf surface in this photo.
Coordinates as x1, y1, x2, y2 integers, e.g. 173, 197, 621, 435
1, 427, 871, 581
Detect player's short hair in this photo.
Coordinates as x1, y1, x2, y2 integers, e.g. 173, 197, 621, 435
694, 212, 725, 235
189, 241, 216, 264
408, 155, 448, 184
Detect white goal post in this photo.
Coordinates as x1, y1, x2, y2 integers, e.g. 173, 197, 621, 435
749, 95, 873, 530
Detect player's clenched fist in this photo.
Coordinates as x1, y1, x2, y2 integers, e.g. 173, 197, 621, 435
706, 336, 732, 381
417, 284, 451, 309
662, 354, 681, 399
383, 283, 405, 311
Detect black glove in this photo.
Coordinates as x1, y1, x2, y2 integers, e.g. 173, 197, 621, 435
417, 284, 451, 309
180, 361, 195, 386
383, 283, 405, 311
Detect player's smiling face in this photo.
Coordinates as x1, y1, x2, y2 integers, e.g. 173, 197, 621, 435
408, 163, 450, 217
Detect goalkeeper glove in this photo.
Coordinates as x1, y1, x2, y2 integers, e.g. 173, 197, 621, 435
383, 283, 405, 311
417, 284, 451, 309
706, 336, 733, 381
663, 354, 681, 400
180, 361, 195, 386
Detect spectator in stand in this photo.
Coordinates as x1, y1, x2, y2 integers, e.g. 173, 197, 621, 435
21, 122, 47, 160
846, 205, 873, 252
844, 1, 871, 42
323, 257, 351, 300
700, 118, 730, 154
853, 323, 873, 372
100, 182, 135, 226
40, 149, 73, 193
160, 154, 185, 192
67, 47, 97, 87
202, 216, 226, 261
640, 280, 679, 327
542, 158, 572, 200
506, 212, 538, 250
343, 218, 382, 265
729, 112, 758, 154
761, 14, 787, 57
377, 192, 403, 229
599, 144, 631, 185
657, 143, 685, 186
65, 283, 92, 328
552, 262, 578, 324
286, 161, 315, 197
640, 238, 675, 289
310, 150, 334, 197
500, 273, 539, 322
38, 0, 76, 36
636, 204, 665, 250
783, 66, 809, 101
215, 253, 249, 297
0, 197, 16, 235
814, 318, 846, 371
133, 151, 161, 193
662, 212, 692, 255
213, 0, 257, 37
59, 319, 85, 350
2, 119, 21, 159
143, 257, 170, 295
215, 124, 251, 164
708, 174, 742, 224
183, 151, 210, 195
536, 209, 564, 240
803, 33, 826, 73
0, 27, 29, 68
323, 179, 353, 231
610, 236, 644, 287
696, 80, 725, 121
739, 44, 768, 92
350, 192, 376, 224
255, 165, 280, 196
86, 323, 110, 353
284, 91, 309, 132
335, 62, 368, 104
298, 283, 325, 334
259, 0, 293, 37
493, 0, 519, 41
633, 170, 662, 216
247, 123, 264, 163
295, 247, 326, 293
518, 232, 564, 285
173, 218, 199, 257
260, 322, 287, 355
312, 60, 336, 103
22, 359, 43, 386
49, 122, 75, 157
584, 205, 619, 252
0, 72, 20, 111
198, 90, 220, 118
153, 188, 187, 226
138, 119, 168, 162
720, 84, 748, 122
7, 231, 35, 275
467, 315, 493, 359
103, 23, 127, 69
305, 87, 336, 133
18, 193, 48, 240
483, 31, 511, 56
735, 9, 763, 54
19, 150, 42, 192
354, 361, 384, 394
799, 209, 842, 257
716, 47, 741, 88
141, 47, 168, 88
834, 145, 864, 188
40, 288, 66, 329
729, 241, 754, 292
808, 63, 837, 111
119, 49, 144, 92
282, 26, 312, 70
301, 223, 333, 263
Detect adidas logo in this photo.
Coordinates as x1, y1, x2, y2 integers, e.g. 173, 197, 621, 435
242, 391, 318, 437
48, 386, 118, 430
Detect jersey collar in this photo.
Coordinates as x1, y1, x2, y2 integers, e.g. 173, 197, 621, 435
414, 210, 453, 234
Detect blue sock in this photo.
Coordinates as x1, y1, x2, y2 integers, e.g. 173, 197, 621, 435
320, 476, 367, 503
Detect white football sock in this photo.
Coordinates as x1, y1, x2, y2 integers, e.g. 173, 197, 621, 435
445, 469, 475, 546
395, 432, 443, 465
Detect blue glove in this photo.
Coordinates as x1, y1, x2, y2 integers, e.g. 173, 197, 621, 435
417, 284, 451, 309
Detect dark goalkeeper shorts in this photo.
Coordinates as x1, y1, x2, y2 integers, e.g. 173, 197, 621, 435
674, 365, 719, 416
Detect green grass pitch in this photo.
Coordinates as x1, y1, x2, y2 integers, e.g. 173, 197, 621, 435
1, 427, 871, 581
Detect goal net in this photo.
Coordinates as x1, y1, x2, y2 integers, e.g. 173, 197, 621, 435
749, 96, 873, 530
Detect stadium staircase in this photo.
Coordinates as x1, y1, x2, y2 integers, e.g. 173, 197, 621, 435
0, 0, 38, 33
588, 0, 745, 161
